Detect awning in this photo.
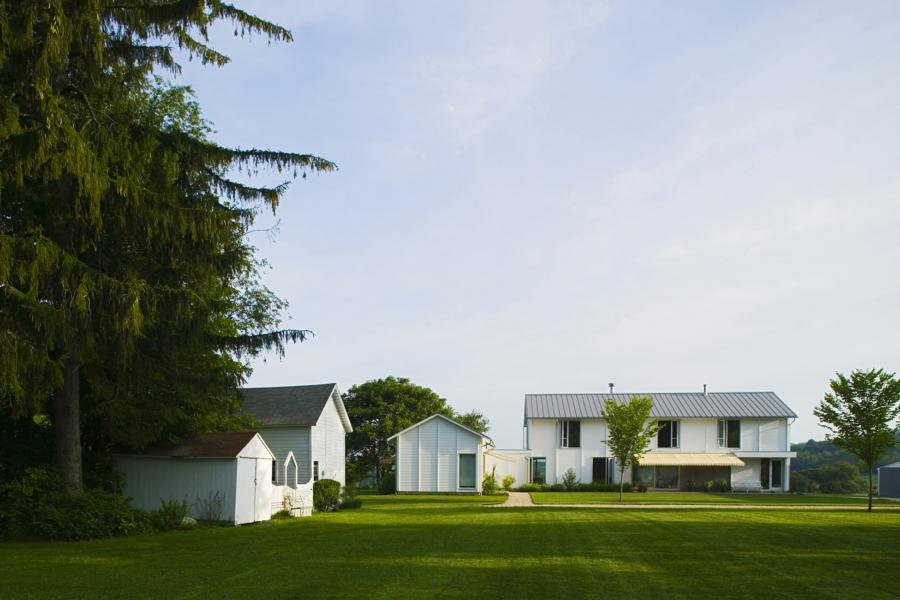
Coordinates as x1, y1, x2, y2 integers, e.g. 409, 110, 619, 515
638, 453, 744, 467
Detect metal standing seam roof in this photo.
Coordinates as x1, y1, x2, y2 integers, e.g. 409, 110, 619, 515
523, 392, 797, 423
239, 383, 353, 432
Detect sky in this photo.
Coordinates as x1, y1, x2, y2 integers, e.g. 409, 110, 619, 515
174, 0, 900, 447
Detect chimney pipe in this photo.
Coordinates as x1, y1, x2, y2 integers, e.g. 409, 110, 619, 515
703, 383, 708, 396
608, 382, 615, 394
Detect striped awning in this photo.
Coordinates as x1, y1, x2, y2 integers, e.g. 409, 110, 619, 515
638, 453, 744, 467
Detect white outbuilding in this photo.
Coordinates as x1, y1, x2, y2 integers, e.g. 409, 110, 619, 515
389, 414, 493, 494
115, 431, 298, 524
877, 461, 900, 498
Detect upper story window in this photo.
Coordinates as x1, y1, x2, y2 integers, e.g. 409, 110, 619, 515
313, 460, 320, 482
657, 420, 679, 448
559, 420, 581, 448
718, 419, 741, 448
271, 459, 277, 485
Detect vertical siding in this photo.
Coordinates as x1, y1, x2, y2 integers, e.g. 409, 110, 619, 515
437, 418, 456, 490
398, 428, 419, 491
258, 427, 311, 485
418, 419, 438, 492
117, 457, 238, 522
312, 396, 347, 486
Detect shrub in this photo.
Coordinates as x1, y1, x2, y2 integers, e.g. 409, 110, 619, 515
621, 482, 633, 493
549, 483, 565, 492
501, 475, 516, 491
714, 479, 730, 492
577, 482, 618, 492
151, 498, 189, 531
193, 491, 226, 522
271, 509, 292, 520
519, 483, 549, 492
340, 497, 363, 509
482, 472, 500, 495
313, 479, 341, 512
703, 480, 714, 492
636, 483, 648, 493
684, 480, 697, 492
561, 468, 578, 491
378, 472, 396, 495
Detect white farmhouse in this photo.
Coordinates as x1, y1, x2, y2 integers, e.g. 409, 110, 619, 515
240, 383, 352, 488
522, 391, 798, 491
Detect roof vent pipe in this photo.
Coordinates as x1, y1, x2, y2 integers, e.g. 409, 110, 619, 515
608, 382, 615, 394
703, 383, 708, 396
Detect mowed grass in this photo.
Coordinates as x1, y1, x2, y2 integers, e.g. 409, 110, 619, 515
529, 491, 899, 505
2, 495, 899, 600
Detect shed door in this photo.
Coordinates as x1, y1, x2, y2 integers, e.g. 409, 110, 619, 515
458, 454, 476, 489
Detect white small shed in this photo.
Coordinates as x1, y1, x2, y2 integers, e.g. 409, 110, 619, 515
115, 431, 279, 525
389, 414, 492, 494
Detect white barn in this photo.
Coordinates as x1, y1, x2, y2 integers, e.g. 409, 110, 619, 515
116, 431, 308, 525
389, 414, 493, 494
878, 461, 900, 498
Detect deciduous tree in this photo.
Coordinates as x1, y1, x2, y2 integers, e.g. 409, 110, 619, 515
602, 395, 661, 502
814, 369, 900, 511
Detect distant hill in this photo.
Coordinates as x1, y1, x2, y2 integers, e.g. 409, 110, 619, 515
792, 430, 900, 471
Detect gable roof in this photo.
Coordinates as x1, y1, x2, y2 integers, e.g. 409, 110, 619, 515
120, 432, 262, 458
239, 383, 352, 432
524, 392, 797, 422
387, 413, 493, 444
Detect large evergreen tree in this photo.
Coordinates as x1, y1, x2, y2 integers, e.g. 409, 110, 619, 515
0, 2, 333, 493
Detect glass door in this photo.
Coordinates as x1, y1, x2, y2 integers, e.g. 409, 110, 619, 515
761, 459, 770, 490
458, 454, 476, 489
771, 459, 783, 489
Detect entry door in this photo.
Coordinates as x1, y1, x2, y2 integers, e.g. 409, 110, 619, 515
592, 458, 608, 483
761, 459, 770, 490
458, 454, 476, 489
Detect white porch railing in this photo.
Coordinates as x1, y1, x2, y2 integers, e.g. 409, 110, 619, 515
271, 484, 313, 517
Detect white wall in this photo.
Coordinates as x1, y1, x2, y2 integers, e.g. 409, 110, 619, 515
484, 450, 531, 488
311, 394, 347, 486
396, 417, 482, 493
117, 457, 239, 522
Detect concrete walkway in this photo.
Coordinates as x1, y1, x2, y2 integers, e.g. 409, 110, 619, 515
494, 492, 900, 510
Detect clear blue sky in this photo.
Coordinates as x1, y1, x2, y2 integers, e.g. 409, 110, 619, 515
176, 1, 900, 447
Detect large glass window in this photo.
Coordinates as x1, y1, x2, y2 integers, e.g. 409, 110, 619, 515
559, 420, 581, 448
718, 419, 741, 448
532, 457, 547, 484
657, 420, 679, 448
655, 466, 679, 489
458, 454, 476, 489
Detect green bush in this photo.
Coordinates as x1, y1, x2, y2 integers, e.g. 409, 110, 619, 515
501, 475, 516, 491
340, 497, 363, 509
150, 498, 189, 531
549, 483, 565, 492
561, 468, 578, 491
1, 468, 156, 541
519, 483, 549, 492
482, 472, 499, 495
621, 482, 633, 493
271, 509, 292, 520
576, 482, 618, 492
378, 472, 396, 495
313, 479, 341, 512
714, 479, 730, 492
635, 483, 648, 493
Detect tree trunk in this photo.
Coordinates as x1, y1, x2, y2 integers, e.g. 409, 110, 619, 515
868, 465, 873, 512
619, 467, 625, 502
54, 338, 83, 495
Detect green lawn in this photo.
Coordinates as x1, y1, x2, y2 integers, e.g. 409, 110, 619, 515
529, 491, 899, 505
2, 495, 899, 599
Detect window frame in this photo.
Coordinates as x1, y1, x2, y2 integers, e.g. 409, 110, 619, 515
313, 460, 319, 482
559, 420, 581, 448
718, 419, 741, 449
271, 459, 277, 485
532, 457, 547, 484
458, 453, 477, 489
657, 420, 679, 448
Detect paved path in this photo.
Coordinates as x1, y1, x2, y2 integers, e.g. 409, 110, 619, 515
494, 492, 900, 510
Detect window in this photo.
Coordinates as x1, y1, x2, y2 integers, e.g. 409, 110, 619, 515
532, 457, 547, 484
313, 461, 319, 482
559, 420, 581, 448
718, 419, 741, 448
458, 454, 476, 489
657, 420, 679, 448
271, 460, 277, 484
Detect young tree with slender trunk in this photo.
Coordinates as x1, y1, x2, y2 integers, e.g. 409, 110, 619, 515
603, 395, 661, 502
814, 369, 900, 511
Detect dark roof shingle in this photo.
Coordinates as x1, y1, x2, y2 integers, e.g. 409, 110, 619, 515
127, 432, 258, 458
239, 383, 350, 429
524, 392, 797, 422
